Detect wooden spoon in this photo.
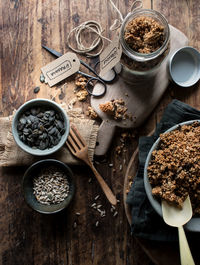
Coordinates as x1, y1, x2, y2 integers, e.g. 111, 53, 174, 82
162, 196, 195, 265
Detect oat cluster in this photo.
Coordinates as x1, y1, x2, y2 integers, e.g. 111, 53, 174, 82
99, 99, 132, 120
86, 106, 98, 119
148, 122, 200, 214
124, 16, 165, 54
74, 74, 88, 101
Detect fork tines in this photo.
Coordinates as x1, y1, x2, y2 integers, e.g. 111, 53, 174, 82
66, 124, 87, 154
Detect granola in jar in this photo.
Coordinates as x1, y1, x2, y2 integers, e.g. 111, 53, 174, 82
119, 9, 170, 82
124, 16, 165, 54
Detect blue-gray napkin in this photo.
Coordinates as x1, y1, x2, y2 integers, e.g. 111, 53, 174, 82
126, 99, 200, 241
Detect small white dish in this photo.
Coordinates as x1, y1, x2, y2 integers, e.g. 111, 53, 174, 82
169, 46, 200, 87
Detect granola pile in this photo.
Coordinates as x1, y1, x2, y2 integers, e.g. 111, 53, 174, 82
147, 122, 200, 214
124, 16, 165, 54
99, 99, 132, 121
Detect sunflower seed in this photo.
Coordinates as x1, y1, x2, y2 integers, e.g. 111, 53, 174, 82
33, 166, 69, 205
75, 212, 81, 216
94, 195, 100, 200
113, 211, 118, 217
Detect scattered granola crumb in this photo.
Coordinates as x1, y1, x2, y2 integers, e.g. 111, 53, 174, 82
75, 74, 88, 89
126, 185, 133, 194
116, 145, 123, 155
99, 101, 115, 115
99, 99, 132, 121
126, 175, 133, 194
115, 131, 136, 155
74, 74, 89, 101
76, 89, 88, 101
86, 106, 98, 119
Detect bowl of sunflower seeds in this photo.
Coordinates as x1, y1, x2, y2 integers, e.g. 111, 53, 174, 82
12, 98, 70, 156
22, 159, 75, 214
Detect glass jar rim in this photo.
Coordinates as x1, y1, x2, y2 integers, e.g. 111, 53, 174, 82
120, 9, 170, 62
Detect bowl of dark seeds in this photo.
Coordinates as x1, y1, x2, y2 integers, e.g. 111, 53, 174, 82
12, 98, 70, 156
22, 159, 75, 214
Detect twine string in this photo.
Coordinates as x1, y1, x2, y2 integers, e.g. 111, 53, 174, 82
130, 0, 143, 12
67, 20, 111, 57
66, 1, 143, 57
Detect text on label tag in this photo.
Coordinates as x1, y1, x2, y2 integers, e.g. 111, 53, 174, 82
99, 34, 122, 76
41, 52, 80, 87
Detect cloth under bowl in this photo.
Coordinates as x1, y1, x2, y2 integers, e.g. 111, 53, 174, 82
126, 99, 200, 242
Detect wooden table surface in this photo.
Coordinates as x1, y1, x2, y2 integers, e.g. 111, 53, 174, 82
0, 1, 200, 265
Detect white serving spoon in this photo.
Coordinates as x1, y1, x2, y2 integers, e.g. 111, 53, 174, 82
162, 196, 195, 265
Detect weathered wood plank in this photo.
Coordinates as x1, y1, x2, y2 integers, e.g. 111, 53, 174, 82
2, 0, 199, 264
0, 1, 154, 265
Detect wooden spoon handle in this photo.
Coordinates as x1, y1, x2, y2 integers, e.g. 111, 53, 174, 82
87, 160, 117, 205
178, 226, 195, 265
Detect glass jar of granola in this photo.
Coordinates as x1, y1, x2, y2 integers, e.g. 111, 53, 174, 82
119, 9, 170, 84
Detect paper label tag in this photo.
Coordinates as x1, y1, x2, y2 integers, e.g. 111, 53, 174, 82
99, 34, 122, 76
41, 52, 80, 87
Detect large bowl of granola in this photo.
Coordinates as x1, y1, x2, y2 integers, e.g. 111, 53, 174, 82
144, 120, 200, 231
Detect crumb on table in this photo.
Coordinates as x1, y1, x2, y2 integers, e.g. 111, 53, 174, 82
86, 106, 98, 119
75, 74, 88, 89
76, 89, 88, 101
74, 74, 89, 101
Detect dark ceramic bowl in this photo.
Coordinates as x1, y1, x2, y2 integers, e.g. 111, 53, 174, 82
12, 98, 70, 156
144, 120, 200, 232
22, 159, 75, 214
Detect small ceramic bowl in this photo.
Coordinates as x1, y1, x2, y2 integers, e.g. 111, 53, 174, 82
12, 98, 70, 156
169, 46, 200, 87
22, 159, 75, 214
144, 120, 200, 232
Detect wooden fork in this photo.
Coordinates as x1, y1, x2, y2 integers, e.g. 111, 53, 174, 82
66, 124, 117, 205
